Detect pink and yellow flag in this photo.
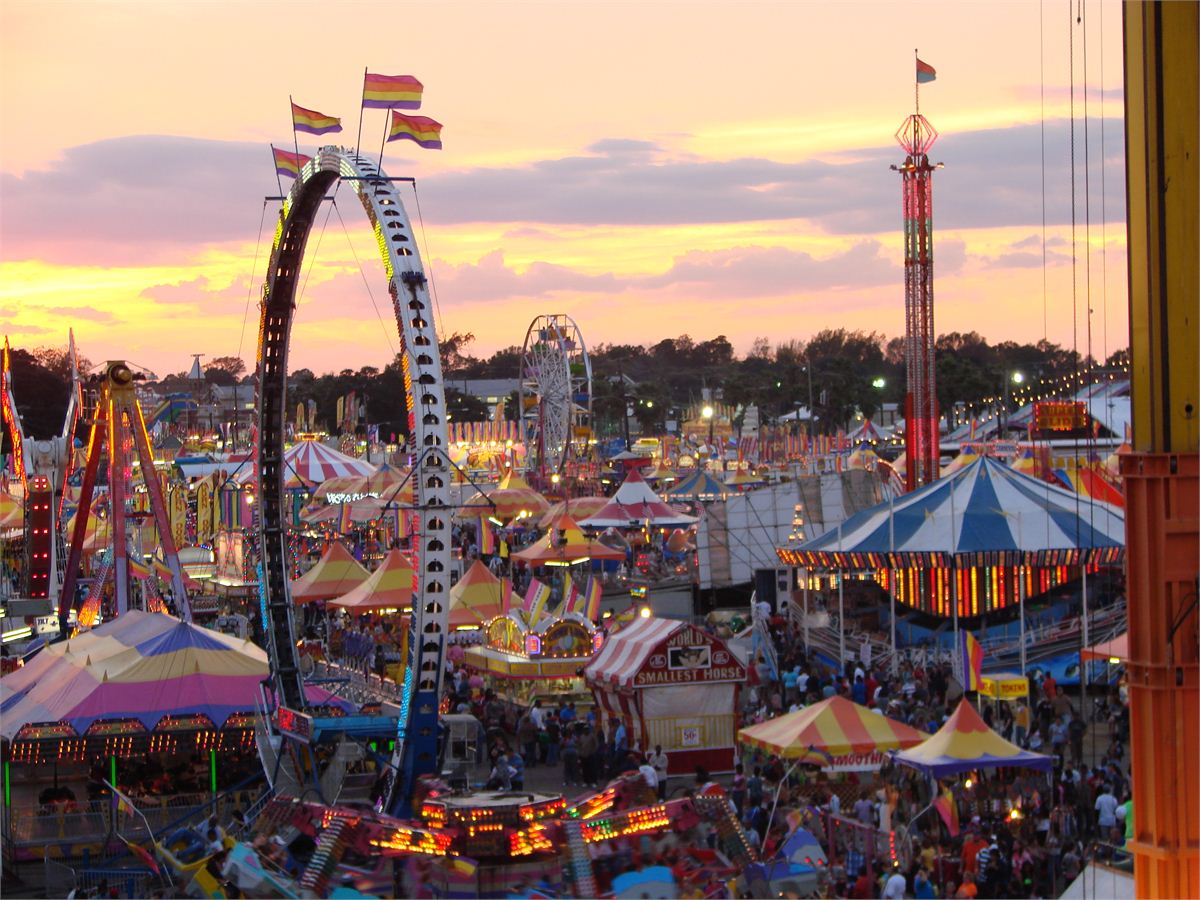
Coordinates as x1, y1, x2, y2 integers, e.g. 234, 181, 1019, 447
291, 101, 342, 136
387, 111, 443, 150
363, 72, 423, 109
524, 577, 551, 623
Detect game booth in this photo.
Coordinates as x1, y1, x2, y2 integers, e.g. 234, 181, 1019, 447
584, 615, 746, 774
462, 612, 602, 729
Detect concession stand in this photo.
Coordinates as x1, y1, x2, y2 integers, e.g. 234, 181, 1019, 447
584, 616, 746, 775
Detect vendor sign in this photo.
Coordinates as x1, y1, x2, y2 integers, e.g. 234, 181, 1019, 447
979, 672, 1029, 700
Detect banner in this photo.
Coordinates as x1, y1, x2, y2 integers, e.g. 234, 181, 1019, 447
196, 480, 214, 543
169, 486, 188, 548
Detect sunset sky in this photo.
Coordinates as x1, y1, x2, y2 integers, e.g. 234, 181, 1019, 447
1, 0, 1128, 377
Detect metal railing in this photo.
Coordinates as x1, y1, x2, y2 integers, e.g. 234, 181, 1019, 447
6, 787, 263, 849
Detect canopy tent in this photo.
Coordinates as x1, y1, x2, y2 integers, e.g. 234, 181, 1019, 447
845, 444, 880, 471
1010, 445, 1050, 479
512, 513, 627, 565
778, 456, 1125, 569
0, 610, 345, 738
538, 496, 609, 529
893, 699, 1054, 776
458, 469, 549, 522
1051, 464, 1125, 508
725, 468, 766, 488
1103, 441, 1130, 480
845, 419, 885, 443
941, 448, 980, 477
329, 548, 414, 611
311, 475, 363, 502
448, 560, 511, 628
663, 470, 730, 502
737, 696, 928, 761
1081, 631, 1128, 663
237, 439, 375, 489
290, 541, 371, 604
642, 462, 679, 483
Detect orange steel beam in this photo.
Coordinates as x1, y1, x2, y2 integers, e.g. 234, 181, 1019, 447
1121, 2, 1199, 896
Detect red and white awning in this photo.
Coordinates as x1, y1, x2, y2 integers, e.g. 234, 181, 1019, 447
584, 616, 681, 688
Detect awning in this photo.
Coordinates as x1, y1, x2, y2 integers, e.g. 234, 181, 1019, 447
462, 645, 588, 680
1080, 632, 1128, 663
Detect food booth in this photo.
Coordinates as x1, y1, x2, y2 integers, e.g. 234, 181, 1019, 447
584, 615, 746, 774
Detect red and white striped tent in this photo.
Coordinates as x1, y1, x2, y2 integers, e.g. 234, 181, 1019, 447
237, 439, 375, 489
581, 469, 696, 528
584, 615, 746, 775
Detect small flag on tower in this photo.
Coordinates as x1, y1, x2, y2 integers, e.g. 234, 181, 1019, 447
386, 111, 443, 150
272, 146, 311, 179
916, 57, 937, 83
291, 101, 342, 135
362, 72, 424, 109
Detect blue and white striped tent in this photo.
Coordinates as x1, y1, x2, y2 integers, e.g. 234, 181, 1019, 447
777, 456, 1124, 569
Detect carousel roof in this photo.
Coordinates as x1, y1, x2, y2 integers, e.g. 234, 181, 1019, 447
0, 611, 344, 738
237, 440, 375, 489
662, 470, 729, 501
778, 456, 1125, 568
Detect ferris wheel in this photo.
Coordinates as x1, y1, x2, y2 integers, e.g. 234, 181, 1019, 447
520, 314, 593, 481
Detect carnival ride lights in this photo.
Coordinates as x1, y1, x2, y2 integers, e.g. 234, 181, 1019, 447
252, 146, 453, 815
581, 804, 673, 843
509, 822, 555, 856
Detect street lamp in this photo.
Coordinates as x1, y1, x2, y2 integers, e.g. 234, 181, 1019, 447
702, 405, 715, 463
1001, 371, 1024, 435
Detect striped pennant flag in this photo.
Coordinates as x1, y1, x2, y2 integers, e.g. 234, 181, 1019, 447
525, 577, 551, 623
581, 576, 602, 621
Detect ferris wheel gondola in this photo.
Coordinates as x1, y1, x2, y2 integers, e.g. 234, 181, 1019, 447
519, 314, 593, 483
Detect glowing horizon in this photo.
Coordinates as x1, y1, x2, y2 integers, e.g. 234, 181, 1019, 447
0, 0, 1129, 376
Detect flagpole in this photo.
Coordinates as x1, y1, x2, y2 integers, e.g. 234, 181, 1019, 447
355, 67, 367, 160
269, 144, 285, 200
289, 95, 303, 181
914, 48, 920, 115
378, 110, 390, 171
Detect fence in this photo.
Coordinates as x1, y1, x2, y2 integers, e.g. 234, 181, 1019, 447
5, 786, 263, 857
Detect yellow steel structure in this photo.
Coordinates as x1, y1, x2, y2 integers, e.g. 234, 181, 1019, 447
1121, 2, 1199, 896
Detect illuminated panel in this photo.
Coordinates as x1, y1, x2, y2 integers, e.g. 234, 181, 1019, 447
276, 707, 314, 743
518, 797, 567, 822
567, 785, 618, 820
581, 804, 672, 843
1033, 401, 1087, 432
524, 634, 542, 656
369, 827, 453, 856
509, 822, 555, 856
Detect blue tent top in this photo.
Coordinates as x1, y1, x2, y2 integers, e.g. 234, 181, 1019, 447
778, 456, 1124, 568
664, 470, 729, 501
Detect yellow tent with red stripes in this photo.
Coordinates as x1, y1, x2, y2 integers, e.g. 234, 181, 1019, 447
290, 542, 370, 604
738, 695, 928, 761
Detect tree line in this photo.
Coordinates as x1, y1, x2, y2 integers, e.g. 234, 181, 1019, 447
3, 332, 1127, 447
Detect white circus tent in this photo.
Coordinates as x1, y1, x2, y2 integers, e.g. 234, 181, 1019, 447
237, 439, 375, 489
